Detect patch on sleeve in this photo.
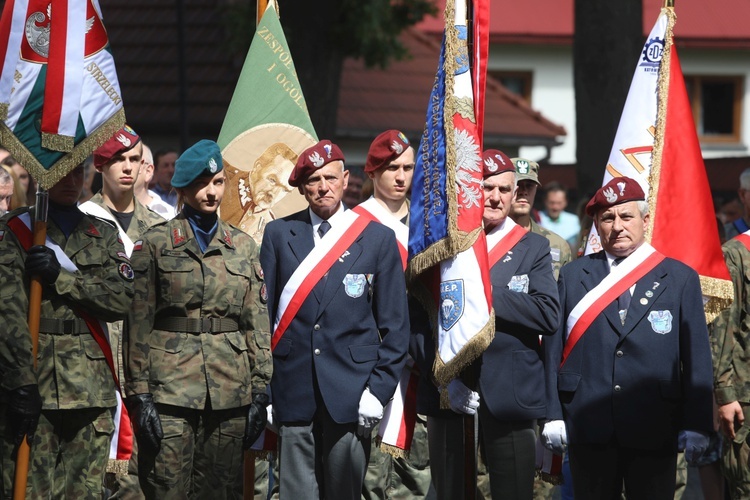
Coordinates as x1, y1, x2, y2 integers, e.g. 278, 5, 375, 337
133, 240, 143, 252
116, 251, 130, 261
260, 283, 268, 304
119, 262, 135, 281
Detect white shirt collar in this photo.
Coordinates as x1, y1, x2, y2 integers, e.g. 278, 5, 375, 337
309, 203, 346, 245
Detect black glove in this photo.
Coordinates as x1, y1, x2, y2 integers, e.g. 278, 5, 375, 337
7, 385, 42, 447
25, 245, 61, 284
244, 393, 269, 449
125, 394, 163, 453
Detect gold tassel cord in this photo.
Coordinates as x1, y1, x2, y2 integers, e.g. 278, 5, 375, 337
41, 132, 75, 153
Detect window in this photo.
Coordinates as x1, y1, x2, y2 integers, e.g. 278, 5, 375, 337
489, 71, 533, 103
685, 75, 743, 143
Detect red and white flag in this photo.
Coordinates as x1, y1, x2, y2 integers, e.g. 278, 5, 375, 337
408, 0, 493, 388
584, 5, 732, 317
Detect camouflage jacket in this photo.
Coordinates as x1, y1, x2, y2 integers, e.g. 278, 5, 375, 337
86, 192, 165, 244
529, 219, 572, 281
712, 237, 750, 405
0, 207, 134, 409
125, 214, 271, 410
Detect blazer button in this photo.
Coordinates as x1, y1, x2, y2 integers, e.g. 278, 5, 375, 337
314, 324, 321, 331
314, 348, 321, 355
616, 350, 624, 358
614, 385, 622, 392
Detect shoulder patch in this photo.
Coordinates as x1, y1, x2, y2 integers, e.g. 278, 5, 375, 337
223, 228, 233, 247
133, 240, 143, 252
119, 262, 135, 281
172, 227, 186, 246
85, 223, 101, 237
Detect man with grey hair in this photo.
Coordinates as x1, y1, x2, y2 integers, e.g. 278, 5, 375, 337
0, 167, 13, 216
134, 143, 176, 219
724, 168, 750, 239
543, 176, 713, 499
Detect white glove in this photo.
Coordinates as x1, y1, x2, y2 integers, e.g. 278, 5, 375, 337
542, 420, 568, 454
678, 430, 710, 465
265, 404, 278, 434
357, 387, 384, 436
447, 379, 480, 415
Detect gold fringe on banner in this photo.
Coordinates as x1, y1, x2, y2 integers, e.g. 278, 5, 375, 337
380, 442, 409, 460
434, 315, 494, 388
701, 275, 734, 323
41, 131, 75, 153
106, 458, 129, 476
0, 108, 125, 189
0, 102, 8, 121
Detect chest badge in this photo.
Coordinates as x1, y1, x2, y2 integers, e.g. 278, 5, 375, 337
343, 273, 367, 298
648, 310, 672, 334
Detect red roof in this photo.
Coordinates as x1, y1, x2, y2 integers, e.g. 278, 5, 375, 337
337, 28, 565, 145
417, 0, 750, 48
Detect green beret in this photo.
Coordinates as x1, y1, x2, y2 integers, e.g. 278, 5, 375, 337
171, 140, 223, 188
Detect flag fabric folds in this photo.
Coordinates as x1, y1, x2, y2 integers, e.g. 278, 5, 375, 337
408, 0, 493, 388
217, 0, 316, 241
584, 6, 732, 320
0, 0, 125, 187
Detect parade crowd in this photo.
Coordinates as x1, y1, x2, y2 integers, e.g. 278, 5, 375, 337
1, 126, 749, 500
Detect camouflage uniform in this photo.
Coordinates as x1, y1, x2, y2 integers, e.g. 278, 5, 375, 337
125, 214, 271, 499
713, 237, 750, 498
0, 206, 134, 499
530, 219, 572, 281
82, 193, 165, 499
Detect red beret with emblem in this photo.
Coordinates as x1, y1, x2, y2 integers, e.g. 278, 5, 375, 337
93, 125, 140, 168
365, 130, 411, 173
585, 176, 646, 217
481, 149, 514, 179
288, 140, 345, 187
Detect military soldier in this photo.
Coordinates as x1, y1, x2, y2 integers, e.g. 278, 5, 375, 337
356, 130, 433, 499
0, 163, 134, 498
80, 125, 165, 498
124, 140, 271, 499
713, 229, 750, 498
509, 157, 572, 280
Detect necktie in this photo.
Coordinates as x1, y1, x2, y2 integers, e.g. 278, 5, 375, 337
614, 257, 631, 324
318, 220, 331, 239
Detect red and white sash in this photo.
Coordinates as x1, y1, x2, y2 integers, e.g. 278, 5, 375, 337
7, 213, 133, 466
79, 200, 134, 256
734, 229, 750, 251
272, 210, 370, 350
486, 219, 527, 268
561, 243, 665, 367
353, 198, 408, 268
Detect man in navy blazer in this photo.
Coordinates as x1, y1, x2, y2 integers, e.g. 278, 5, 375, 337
420, 149, 560, 499
260, 140, 409, 500
543, 176, 713, 499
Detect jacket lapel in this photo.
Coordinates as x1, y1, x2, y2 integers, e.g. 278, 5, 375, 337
318, 239, 363, 314
580, 254, 623, 333
621, 264, 669, 337
490, 238, 527, 287
287, 214, 319, 300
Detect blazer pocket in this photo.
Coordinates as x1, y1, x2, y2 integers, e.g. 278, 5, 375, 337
512, 350, 545, 409
349, 344, 379, 363
558, 372, 581, 393
273, 338, 292, 359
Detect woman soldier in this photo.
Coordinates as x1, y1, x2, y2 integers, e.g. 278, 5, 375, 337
124, 140, 271, 499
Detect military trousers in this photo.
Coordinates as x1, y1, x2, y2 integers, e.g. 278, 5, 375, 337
1, 407, 114, 500
362, 416, 432, 499
138, 404, 247, 500
722, 402, 750, 499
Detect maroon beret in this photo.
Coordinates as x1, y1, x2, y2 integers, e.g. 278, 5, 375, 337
365, 130, 411, 173
93, 125, 140, 168
481, 149, 514, 179
288, 140, 345, 187
585, 176, 646, 217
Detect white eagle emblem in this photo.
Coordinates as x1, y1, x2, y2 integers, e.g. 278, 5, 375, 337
208, 158, 218, 173
323, 144, 332, 158
309, 151, 324, 167
516, 160, 529, 174
390, 140, 403, 154
603, 186, 618, 203
617, 181, 627, 196
25, 5, 95, 59
484, 157, 498, 172
115, 134, 131, 148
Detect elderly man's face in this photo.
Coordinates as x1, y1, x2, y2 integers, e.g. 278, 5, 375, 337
0, 180, 12, 215
251, 154, 292, 210
300, 161, 348, 220
595, 201, 649, 258
483, 171, 516, 233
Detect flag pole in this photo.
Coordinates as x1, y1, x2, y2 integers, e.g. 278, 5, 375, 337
243, 5, 267, 499
13, 187, 48, 500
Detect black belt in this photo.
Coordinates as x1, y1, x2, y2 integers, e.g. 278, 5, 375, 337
153, 317, 239, 334
38, 318, 90, 335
